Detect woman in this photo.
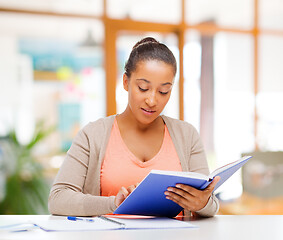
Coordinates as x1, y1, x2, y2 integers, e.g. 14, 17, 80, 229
48, 37, 220, 217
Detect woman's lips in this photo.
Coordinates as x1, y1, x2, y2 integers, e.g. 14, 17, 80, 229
141, 108, 156, 115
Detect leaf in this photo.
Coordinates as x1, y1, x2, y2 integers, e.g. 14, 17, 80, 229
0, 120, 55, 214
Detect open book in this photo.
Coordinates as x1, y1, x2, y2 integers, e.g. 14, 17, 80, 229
114, 156, 252, 217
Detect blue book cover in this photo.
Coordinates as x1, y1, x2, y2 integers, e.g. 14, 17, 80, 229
114, 156, 252, 218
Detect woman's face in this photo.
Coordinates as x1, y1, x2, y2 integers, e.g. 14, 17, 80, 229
123, 60, 175, 125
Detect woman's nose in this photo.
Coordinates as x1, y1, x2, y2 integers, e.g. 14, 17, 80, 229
145, 92, 157, 107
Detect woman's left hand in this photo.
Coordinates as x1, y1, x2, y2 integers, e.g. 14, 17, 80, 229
164, 176, 220, 212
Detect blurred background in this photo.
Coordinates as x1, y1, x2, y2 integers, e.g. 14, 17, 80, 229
0, 0, 282, 215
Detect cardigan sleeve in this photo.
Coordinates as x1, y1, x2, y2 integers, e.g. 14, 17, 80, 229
188, 126, 210, 175
187, 125, 219, 217
48, 123, 116, 217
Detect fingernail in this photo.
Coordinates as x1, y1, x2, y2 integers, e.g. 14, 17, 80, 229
164, 191, 169, 195
176, 184, 181, 188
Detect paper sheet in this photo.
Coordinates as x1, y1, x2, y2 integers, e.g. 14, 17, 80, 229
0, 217, 197, 232
108, 217, 198, 229
33, 217, 120, 231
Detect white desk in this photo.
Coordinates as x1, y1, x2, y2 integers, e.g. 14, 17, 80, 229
1, 215, 283, 240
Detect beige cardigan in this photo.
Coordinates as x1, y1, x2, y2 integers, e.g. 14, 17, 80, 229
48, 115, 219, 217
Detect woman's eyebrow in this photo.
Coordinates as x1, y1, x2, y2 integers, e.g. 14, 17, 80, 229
136, 78, 150, 83
136, 78, 172, 86
161, 82, 172, 86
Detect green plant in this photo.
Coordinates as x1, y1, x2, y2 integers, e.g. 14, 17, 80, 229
0, 121, 54, 214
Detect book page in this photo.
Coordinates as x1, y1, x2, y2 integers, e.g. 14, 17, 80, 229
150, 169, 208, 180
209, 156, 252, 178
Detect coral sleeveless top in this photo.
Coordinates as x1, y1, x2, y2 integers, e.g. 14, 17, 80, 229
100, 118, 182, 196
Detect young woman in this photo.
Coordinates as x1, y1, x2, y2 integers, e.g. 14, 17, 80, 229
48, 37, 220, 217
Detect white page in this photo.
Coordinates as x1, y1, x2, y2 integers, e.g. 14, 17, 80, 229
0, 219, 28, 228
150, 169, 208, 180
33, 217, 197, 231
108, 217, 198, 229
33, 218, 121, 231
0, 223, 36, 232
208, 156, 251, 178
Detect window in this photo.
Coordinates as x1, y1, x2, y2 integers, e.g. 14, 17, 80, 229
186, 0, 254, 29
0, 13, 105, 151
259, 0, 283, 30
107, 0, 181, 24
0, 0, 103, 16
257, 35, 283, 151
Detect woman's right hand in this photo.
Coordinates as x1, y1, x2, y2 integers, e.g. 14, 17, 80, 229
114, 184, 138, 207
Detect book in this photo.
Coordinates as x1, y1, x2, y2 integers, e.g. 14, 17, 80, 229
114, 156, 252, 218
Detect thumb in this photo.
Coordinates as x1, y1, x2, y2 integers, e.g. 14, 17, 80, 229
207, 176, 221, 192
115, 187, 129, 207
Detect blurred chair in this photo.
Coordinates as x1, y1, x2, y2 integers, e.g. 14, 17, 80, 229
242, 151, 283, 198
219, 152, 283, 215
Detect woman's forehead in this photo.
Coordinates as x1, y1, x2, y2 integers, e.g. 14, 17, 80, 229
134, 60, 175, 76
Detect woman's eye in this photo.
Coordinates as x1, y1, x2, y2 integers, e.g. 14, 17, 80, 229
138, 86, 148, 92
159, 91, 169, 95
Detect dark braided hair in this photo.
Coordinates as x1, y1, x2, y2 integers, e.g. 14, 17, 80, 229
124, 37, 177, 78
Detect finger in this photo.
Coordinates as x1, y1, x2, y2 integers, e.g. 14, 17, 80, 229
115, 187, 129, 207
206, 176, 221, 192
165, 190, 210, 212
166, 186, 194, 199
165, 194, 186, 208
120, 186, 129, 197
165, 190, 183, 203
127, 185, 136, 193
165, 191, 193, 210
174, 184, 199, 197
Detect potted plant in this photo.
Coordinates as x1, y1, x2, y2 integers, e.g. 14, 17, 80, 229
0, 121, 54, 214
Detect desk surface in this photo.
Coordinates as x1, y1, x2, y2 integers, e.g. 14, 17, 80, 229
1, 215, 283, 240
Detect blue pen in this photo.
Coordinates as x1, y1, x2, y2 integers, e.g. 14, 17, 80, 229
67, 216, 95, 222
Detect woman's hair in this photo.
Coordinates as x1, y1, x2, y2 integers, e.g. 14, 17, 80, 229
124, 37, 177, 77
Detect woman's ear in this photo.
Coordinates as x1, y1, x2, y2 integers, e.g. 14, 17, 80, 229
123, 73, 129, 91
